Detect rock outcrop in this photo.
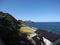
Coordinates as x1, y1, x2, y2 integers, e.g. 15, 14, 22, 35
0, 12, 21, 45
0, 12, 33, 45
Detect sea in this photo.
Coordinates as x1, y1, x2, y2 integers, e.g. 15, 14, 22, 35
24, 22, 60, 35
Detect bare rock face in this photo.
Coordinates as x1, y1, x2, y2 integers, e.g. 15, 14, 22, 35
0, 12, 21, 29
0, 12, 22, 45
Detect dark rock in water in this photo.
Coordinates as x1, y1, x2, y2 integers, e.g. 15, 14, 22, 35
36, 29, 60, 42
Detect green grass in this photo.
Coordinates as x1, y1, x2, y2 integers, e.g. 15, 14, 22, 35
19, 26, 35, 34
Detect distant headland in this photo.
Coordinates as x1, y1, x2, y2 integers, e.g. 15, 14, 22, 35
18, 20, 34, 23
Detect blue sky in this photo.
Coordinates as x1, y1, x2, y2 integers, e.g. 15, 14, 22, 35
0, 0, 60, 22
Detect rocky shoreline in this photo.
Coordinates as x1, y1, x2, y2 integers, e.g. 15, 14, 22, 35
0, 12, 41, 45
0, 12, 60, 45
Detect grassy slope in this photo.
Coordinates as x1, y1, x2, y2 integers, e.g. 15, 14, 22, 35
20, 26, 35, 34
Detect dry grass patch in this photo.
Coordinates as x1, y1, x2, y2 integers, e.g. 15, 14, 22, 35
19, 26, 35, 34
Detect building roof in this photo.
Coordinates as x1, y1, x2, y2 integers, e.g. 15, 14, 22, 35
36, 29, 60, 42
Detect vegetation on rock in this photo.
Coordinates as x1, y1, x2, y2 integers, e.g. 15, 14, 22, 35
20, 26, 35, 34
0, 12, 34, 45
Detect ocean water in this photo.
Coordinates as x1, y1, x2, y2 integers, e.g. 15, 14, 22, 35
24, 22, 60, 35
